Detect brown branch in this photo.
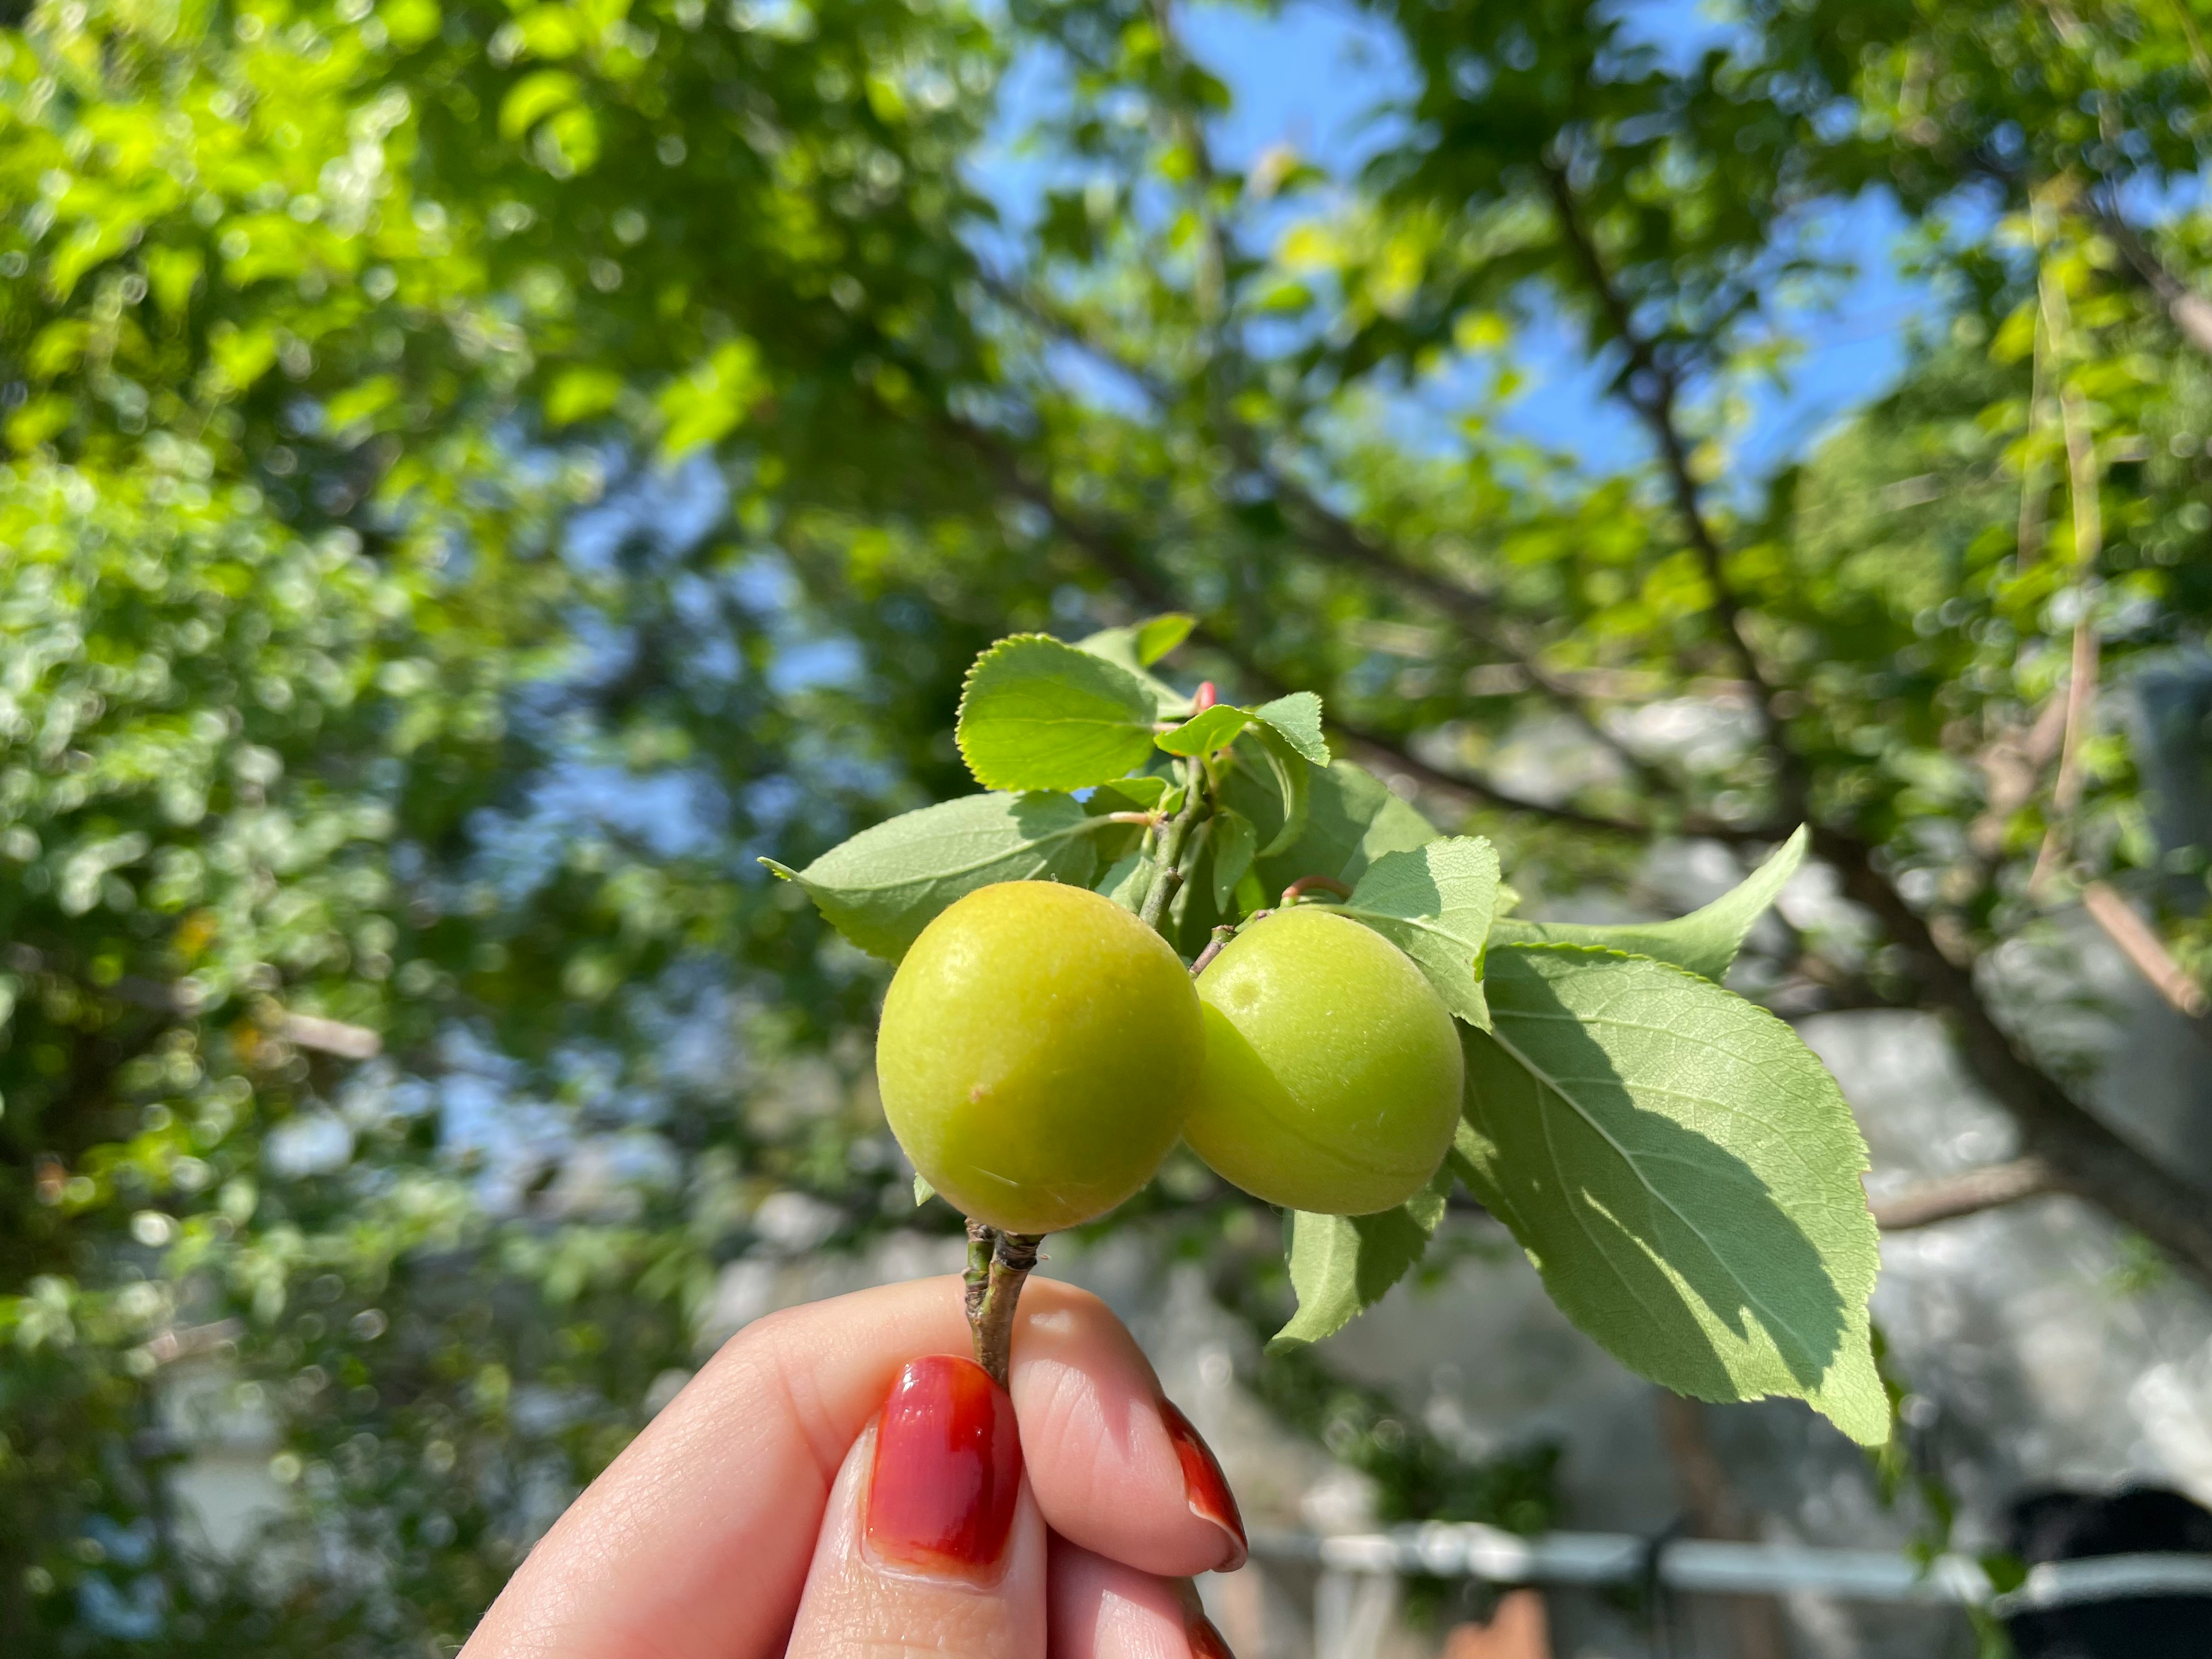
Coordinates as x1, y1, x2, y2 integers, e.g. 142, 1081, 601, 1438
2080, 881, 2212, 1025
1815, 825, 2212, 1282
2029, 309, 2105, 896
986, 254, 1692, 802
1872, 1156, 2059, 1231
271, 1010, 384, 1060
1533, 166, 2212, 1285
1539, 163, 1810, 820
948, 414, 1730, 839
1655, 1394, 1791, 1659
0, 944, 380, 1057
1228, 449, 1691, 800
971, 184, 2212, 1293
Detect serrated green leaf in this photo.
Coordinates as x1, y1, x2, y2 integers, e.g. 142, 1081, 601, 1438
1490, 827, 1808, 982
1157, 703, 1255, 756
1271, 1160, 1453, 1349
913, 1173, 935, 1206
1210, 809, 1257, 910
957, 635, 1163, 791
1253, 691, 1330, 766
1459, 944, 1886, 1445
1341, 836, 1501, 1029
762, 791, 1113, 959
1075, 622, 1194, 717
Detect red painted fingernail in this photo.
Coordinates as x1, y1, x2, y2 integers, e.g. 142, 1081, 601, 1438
1162, 1399, 1247, 1571
866, 1355, 1023, 1580
1187, 1611, 1237, 1658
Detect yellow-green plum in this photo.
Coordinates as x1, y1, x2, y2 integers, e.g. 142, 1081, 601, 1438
1184, 906, 1462, 1214
876, 880, 1205, 1234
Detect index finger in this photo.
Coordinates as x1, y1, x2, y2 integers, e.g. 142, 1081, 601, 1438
460, 1272, 1244, 1659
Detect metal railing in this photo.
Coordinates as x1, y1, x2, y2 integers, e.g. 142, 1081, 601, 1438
1247, 1523, 2212, 1658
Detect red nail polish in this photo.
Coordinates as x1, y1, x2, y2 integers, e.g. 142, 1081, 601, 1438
1162, 1400, 1247, 1571
1187, 1611, 1237, 1659
866, 1355, 1023, 1580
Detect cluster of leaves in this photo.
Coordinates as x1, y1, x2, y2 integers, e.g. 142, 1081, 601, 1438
775, 623, 1891, 1446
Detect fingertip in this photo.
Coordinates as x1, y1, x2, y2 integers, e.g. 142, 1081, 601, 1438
1050, 1543, 1236, 1659
1006, 1280, 1247, 1578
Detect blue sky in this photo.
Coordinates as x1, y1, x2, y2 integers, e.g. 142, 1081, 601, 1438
974, 0, 1937, 483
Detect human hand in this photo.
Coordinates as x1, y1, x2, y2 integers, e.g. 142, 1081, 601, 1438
460, 1274, 1246, 1658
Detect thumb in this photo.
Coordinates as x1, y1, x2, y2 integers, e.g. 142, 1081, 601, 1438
786, 1354, 1047, 1658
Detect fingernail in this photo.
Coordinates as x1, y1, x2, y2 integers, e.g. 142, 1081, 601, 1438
1187, 1610, 1237, 1658
1162, 1400, 1247, 1571
865, 1355, 1023, 1581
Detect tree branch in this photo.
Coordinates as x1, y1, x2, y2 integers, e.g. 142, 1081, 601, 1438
1539, 163, 1811, 820
1532, 169, 2212, 1290
1815, 825, 2212, 1279
2080, 880, 2212, 1026
951, 415, 1745, 839
1871, 1156, 2058, 1232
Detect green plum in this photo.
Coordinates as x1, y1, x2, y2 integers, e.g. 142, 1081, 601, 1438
1184, 906, 1462, 1214
876, 880, 1205, 1234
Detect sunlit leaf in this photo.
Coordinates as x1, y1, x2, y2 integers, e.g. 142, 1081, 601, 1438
957, 634, 1163, 791
1460, 945, 1886, 1445
762, 791, 1118, 959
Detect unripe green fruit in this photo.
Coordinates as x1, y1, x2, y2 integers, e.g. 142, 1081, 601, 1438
1184, 906, 1463, 1215
876, 881, 1205, 1234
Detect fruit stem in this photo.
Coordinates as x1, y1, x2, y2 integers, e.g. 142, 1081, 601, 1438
968, 1226, 1043, 1388
1281, 873, 1353, 904
1139, 762, 1206, 931
964, 1216, 995, 1327
1188, 922, 1238, 978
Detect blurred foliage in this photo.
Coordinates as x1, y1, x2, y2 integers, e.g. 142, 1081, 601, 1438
6, 0, 2212, 1646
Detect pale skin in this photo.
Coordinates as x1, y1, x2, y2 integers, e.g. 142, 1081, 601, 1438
461, 1276, 1239, 1659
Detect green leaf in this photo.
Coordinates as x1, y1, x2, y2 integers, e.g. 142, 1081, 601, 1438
1156, 703, 1253, 756
1490, 827, 1808, 982
1095, 849, 1154, 913
1078, 612, 1195, 669
1459, 944, 1886, 1445
1132, 613, 1196, 664
499, 69, 582, 141
658, 339, 765, 461
1341, 836, 1501, 1028
1210, 809, 1257, 910
1271, 1160, 1454, 1349
546, 364, 626, 426
760, 791, 1113, 959
1229, 759, 1438, 892
1089, 774, 1170, 812
1075, 622, 1193, 718
1253, 691, 1330, 766
957, 635, 1164, 791
1240, 726, 1310, 858
1234, 866, 1267, 915
913, 1173, 936, 1206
